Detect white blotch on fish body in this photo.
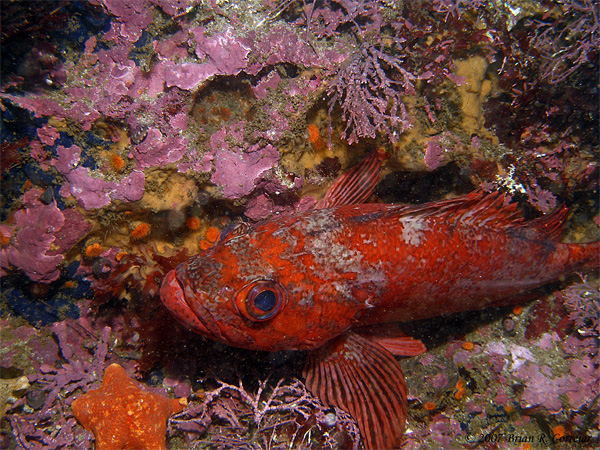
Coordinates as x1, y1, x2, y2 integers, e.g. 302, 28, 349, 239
331, 281, 353, 299
307, 226, 364, 275
297, 289, 315, 307
398, 217, 429, 246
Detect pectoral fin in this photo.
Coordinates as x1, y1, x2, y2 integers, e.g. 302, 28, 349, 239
355, 323, 427, 356
367, 336, 427, 357
303, 331, 407, 449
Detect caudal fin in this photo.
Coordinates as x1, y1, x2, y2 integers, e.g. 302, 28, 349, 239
568, 241, 600, 272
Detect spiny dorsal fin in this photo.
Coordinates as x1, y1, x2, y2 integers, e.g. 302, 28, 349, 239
303, 331, 406, 450
422, 191, 523, 228
381, 191, 526, 230
516, 205, 569, 241
316, 149, 386, 209
387, 190, 571, 239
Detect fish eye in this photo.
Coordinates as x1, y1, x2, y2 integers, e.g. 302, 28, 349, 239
253, 290, 277, 312
235, 280, 286, 321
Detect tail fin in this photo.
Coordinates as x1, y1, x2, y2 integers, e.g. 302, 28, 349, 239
567, 241, 600, 273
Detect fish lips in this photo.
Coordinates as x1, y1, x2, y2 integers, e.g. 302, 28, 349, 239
160, 268, 226, 342
160, 266, 256, 348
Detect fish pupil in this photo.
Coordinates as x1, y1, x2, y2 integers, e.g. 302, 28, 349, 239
254, 290, 277, 312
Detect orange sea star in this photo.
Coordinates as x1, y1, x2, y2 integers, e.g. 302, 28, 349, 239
72, 363, 186, 450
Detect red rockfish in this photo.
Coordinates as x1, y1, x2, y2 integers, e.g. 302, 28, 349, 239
160, 150, 598, 449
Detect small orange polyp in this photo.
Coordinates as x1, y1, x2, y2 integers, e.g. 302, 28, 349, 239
205, 226, 221, 243
186, 217, 201, 230
454, 379, 465, 399
131, 223, 151, 240
85, 243, 103, 258
307, 124, 320, 144
423, 401, 435, 411
110, 153, 126, 172
0, 231, 11, 247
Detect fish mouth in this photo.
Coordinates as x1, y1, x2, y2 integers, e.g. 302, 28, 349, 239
160, 268, 225, 341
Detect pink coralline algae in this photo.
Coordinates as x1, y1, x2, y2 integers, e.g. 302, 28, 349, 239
165, 62, 216, 91
111, 171, 146, 203
3, 31, 144, 131
8, 318, 140, 449
61, 168, 145, 210
482, 284, 600, 418
514, 362, 577, 413
1, 93, 98, 130
328, 43, 415, 144
558, 276, 600, 337
1, 321, 60, 373
91, 0, 153, 43
428, 414, 462, 446
0, 189, 90, 283
432, 0, 487, 20
567, 357, 599, 408
131, 127, 189, 169
93, 0, 202, 40
245, 194, 281, 221
161, 27, 250, 90
48, 142, 145, 210
530, 0, 599, 84
246, 23, 343, 74
151, 0, 198, 17
244, 183, 307, 221
525, 183, 557, 214
51, 144, 81, 174
37, 124, 60, 146
424, 138, 446, 171
251, 71, 282, 100
53, 209, 93, 254
1, 2, 598, 448
424, 133, 463, 170
211, 144, 279, 199
207, 123, 280, 199
192, 27, 250, 76
0, 189, 63, 282
171, 378, 361, 449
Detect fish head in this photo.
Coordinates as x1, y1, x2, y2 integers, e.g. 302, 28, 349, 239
160, 222, 360, 351
160, 149, 389, 352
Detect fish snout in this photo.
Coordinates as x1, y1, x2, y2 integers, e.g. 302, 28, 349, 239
160, 269, 215, 338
